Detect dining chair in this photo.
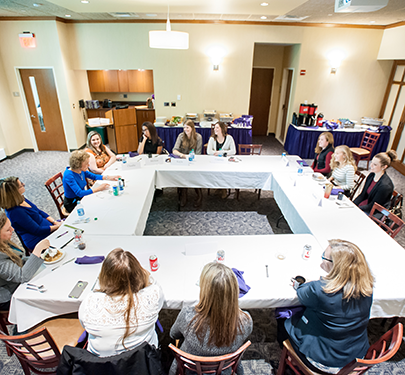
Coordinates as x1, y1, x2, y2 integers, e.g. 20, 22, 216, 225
369, 202, 405, 238
0, 311, 13, 356
389, 190, 403, 218
350, 131, 381, 168
0, 317, 84, 375
349, 170, 366, 201
14, 231, 32, 255
236, 144, 263, 200
203, 143, 208, 155
277, 323, 403, 375
44, 172, 68, 220
169, 340, 251, 375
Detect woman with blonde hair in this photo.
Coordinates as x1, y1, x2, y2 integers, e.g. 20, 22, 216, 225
79, 248, 164, 356
311, 132, 334, 176
281, 239, 374, 373
169, 262, 252, 375
0, 177, 61, 251
329, 145, 356, 195
0, 211, 49, 310
173, 120, 203, 207
85, 131, 116, 174
354, 150, 397, 214
63, 150, 119, 213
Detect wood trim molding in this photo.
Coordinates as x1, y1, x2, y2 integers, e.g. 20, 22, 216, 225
384, 21, 405, 29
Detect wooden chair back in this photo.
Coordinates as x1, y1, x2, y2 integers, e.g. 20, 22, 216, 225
0, 311, 13, 356
44, 172, 67, 220
349, 170, 366, 201
0, 327, 61, 375
169, 341, 251, 375
390, 190, 403, 211
277, 324, 403, 375
360, 130, 381, 152
203, 143, 208, 155
14, 231, 32, 255
238, 144, 262, 155
370, 203, 405, 238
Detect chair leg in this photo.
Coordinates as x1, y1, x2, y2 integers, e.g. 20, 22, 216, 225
277, 347, 288, 375
258, 189, 261, 200
276, 215, 285, 228
235, 189, 240, 200
19, 358, 32, 375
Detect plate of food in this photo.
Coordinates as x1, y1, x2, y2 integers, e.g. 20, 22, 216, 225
312, 173, 326, 183
42, 248, 65, 265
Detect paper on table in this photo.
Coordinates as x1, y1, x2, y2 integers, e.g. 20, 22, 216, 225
184, 241, 218, 256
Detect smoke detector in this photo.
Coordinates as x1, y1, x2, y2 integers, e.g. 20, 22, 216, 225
335, 0, 389, 13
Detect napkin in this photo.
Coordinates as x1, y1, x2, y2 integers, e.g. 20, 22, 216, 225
129, 151, 139, 157
75, 256, 105, 265
296, 160, 309, 167
232, 268, 251, 298
169, 153, 181, 159
323, 186, 344, 195
275, 306, 305, 319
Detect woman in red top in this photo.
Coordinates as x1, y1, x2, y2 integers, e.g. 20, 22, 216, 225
85, 131, 116, 174
311, 132, 334, 176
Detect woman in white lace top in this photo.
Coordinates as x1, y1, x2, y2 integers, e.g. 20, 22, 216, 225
79, 248, 164, 357
329, 145, 356, 195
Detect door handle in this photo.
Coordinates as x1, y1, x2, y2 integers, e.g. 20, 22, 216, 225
31, 115, 36, 118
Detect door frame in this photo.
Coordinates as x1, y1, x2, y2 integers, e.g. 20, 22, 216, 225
276, 68, 294, 143
15, 66, 70, 152
249, 66, 276, 136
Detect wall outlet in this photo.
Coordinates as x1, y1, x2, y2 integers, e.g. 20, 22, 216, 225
171, 102, 176, 107
177, 95, 181, 100
123, 94, 128, 98
164, 102, 170, 107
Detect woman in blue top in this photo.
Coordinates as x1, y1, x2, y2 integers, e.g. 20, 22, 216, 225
63, 150, 119, 213
0, 177, 62, 251
281, 239, 374, 373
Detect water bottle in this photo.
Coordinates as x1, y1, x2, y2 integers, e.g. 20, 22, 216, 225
118, 178, 124, 194
297, 162, 304, 176
218, 148, 223, 157
122, 154, 127, 164
189, 149, 195, 162
76, 201, 89, 222
281, 152, 286, 159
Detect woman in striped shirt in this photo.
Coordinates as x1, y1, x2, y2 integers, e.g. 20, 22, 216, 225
329, 145, 356, 195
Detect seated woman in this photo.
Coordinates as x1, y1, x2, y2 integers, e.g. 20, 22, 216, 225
207, 122, 236, 156
169, 262, 253, 375
0, 211, 49, 310
311, 132, 334, 176
329, 145, 356, 195
0, 177, 62, 251
63, 150, 119, 213
79, 248, 164, 357
85, 131, 116, 174
173, 120, 203, 207
354, 150, 397, 214
281, 239, 373, 373
138, 122, 163, 155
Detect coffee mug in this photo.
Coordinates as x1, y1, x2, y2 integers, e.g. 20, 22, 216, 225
291, 275, 306, 290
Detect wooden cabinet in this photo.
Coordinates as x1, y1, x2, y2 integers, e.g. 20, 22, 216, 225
135, 107, 155, 140
87, 70, 154, 93
105, 108, 138, 154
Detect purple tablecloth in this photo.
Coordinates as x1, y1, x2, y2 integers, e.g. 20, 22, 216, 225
284, 124, 391, 159
156, 126, 252, 154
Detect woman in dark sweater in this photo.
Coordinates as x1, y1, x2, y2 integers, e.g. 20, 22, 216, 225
138, 122, 163, 155
354, 150, 397, 214
312, 132, 334, 176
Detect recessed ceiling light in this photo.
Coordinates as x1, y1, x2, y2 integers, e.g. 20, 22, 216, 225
370, 20, 375, 23
261, 2, 269, 6
328, 14, 333, 16
146, 13, 157, 17
81, 0, 89, 3
261, 16, 267, 19
65, 14, 71, 17
33, 3, 41, 6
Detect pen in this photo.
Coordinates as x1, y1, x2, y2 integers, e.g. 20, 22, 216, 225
91, 277, 99, 291
265, 265, 269, 278
51, 257, 75, 271
64, 224, 83, 231
60, 237, 74, 249
56, 231, 68, 239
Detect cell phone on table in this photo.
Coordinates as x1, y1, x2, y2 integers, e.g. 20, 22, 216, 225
68, 281, 88, 299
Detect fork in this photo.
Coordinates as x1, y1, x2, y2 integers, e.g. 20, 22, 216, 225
27, 283, 45, 290
26, 286, 47, 293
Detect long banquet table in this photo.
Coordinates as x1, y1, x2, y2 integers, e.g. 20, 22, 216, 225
9, 154, 405, 331
284, 124, 391, 159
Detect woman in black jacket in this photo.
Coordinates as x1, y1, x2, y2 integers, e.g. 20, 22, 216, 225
354, 150, 398, 214
311, 132, 334, 176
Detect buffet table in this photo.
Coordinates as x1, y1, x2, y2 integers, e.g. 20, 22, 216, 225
156, 126, 252, 153
284, 124, 391, 159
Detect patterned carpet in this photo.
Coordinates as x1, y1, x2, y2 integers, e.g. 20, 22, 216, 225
0, 134, 404, 374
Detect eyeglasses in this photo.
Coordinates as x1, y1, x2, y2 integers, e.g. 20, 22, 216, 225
19, 182, 25, 188
321, 251, 333, 263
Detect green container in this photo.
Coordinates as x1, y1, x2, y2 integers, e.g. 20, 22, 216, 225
85, 125, 108, 145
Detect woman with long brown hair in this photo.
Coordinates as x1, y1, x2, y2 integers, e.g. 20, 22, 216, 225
85, 131, 117, 174
169, 262, 252, 375
0, 211, 48, 310
79, 248, 164, 357
138, 122, 163, 155
207, 122, 236, 156
311, 132, 334, 176
280, 239, 374, 373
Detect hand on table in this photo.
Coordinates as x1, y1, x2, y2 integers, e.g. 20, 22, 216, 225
32, 239, 50, 258
104, 175, 120, 181
93, 183, 110, 193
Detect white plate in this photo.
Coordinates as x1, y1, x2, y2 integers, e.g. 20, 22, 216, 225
312, 173, 326, 183
44, 250, 66, 265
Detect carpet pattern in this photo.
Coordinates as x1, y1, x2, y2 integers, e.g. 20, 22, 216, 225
0, 135, 404, 374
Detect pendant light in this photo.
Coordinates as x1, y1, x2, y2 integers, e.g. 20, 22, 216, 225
149, 6, 189, 50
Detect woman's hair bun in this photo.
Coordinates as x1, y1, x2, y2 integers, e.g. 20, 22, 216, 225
387, 150, 398, 162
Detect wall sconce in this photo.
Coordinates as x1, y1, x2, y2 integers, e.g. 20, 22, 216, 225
207, 46, 226, 71
327, 50, 345, 74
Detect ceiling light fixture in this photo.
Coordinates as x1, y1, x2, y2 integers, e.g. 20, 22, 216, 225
146, 14, 157, 17
149, 6, 189, 50
261, 16, 267, 19
81, 0, 89, 3
65, 14, 71, 17
33, 3, 41, 6
261, 2, 269, 6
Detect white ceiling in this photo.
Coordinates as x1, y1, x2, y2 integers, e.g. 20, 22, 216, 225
0, 0, 404, 26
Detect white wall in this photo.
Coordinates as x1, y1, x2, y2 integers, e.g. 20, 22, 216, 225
378, 25, 405, 60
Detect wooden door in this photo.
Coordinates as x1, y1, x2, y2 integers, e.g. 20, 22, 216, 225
115, 125, 138, 153
280, 69, 293, 142
20, 69, 68, 151
249, 68, 274, 136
